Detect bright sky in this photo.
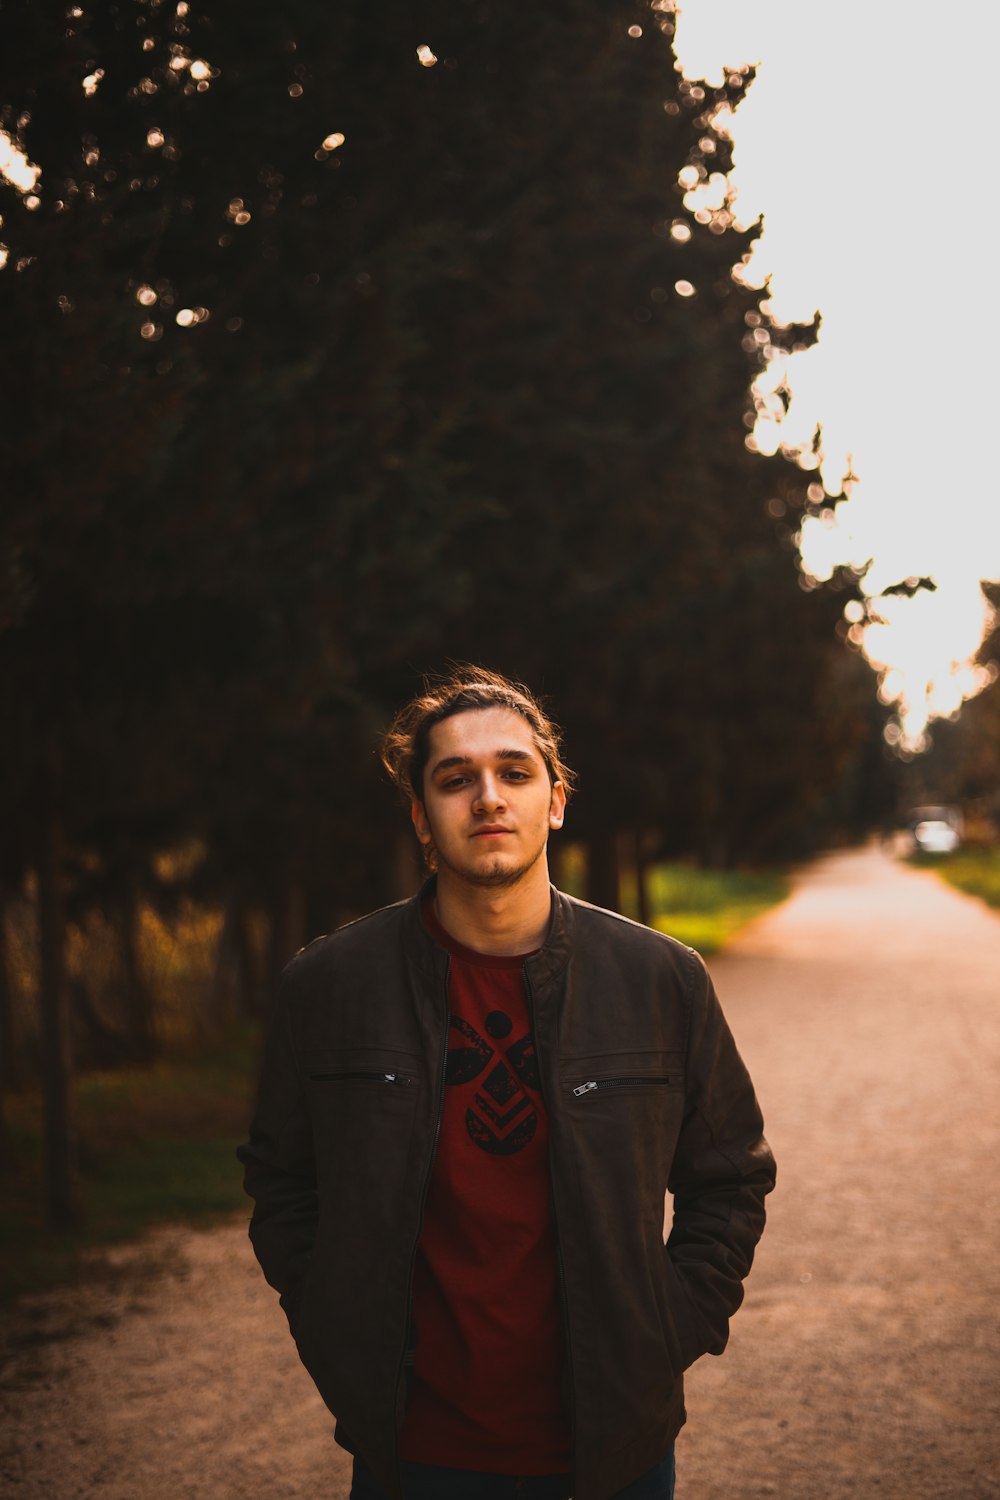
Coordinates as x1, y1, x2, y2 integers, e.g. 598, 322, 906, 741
673, 0, 1000, 745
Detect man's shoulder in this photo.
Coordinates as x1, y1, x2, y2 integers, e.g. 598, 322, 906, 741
281, 895, 415, 983
558, 889, 704, 976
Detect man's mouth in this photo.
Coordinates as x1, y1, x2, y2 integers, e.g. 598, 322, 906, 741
472, 826, 513, 838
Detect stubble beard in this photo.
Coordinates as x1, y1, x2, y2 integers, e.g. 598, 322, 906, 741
433, 837, 546, 891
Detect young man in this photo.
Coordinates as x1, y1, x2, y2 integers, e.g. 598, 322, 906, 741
238, 668, 776, 1500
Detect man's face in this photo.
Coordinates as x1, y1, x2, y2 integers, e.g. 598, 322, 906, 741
411, 706, 566, 889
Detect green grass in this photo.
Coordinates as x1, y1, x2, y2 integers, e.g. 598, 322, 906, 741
0, 1025, 260, 1302
558, 845, 790, 954
909, 845, 1000, 910
635, 863, 790, 953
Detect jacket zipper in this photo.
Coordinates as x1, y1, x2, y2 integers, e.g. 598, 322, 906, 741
394, 957, 450, 1490
308, 1070, 413, 1084
524, 967, 578, 1481
572, 1075, 672, 1097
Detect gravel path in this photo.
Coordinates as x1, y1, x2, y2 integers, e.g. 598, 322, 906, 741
2, 845, 998, 1498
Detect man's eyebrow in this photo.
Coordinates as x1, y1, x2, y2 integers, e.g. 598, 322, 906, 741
429, 748, 536, 777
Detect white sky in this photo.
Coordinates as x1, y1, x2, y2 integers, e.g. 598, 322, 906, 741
673, 0, 1000, 743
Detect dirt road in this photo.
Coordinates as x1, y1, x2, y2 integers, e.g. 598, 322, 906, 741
2, 846, 998, 1498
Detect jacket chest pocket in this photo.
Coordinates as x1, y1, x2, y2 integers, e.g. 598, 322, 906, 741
561, 1051, 685, 1103
309, 1068, 416, 1087
306, 1046, 423, 1088
305, 1049, 424, 1122
571, 1074, 675, 1097
306, 1049, 425, 1192
558, 1051, 686, 1204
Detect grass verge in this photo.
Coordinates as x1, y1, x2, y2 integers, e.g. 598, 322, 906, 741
0, 1024, 260, 1303
558, 846, 790, 953
908, 845, 1000, 909
636, 863, 790, 953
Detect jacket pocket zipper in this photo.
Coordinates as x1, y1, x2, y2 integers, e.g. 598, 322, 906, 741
309, 1070, 414, 1085
572, 1075, 672, 1097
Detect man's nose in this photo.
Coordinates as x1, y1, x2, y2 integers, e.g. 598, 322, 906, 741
474, 773, 506, 811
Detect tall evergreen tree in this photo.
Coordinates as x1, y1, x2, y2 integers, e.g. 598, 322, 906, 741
0, 0, 879, 1217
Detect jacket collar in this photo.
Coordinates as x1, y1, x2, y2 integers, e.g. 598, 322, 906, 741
403, 874, 573, 986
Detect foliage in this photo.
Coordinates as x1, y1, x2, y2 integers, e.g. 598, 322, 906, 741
0, 0, 876, 880
908, 846, 1000, 912
896, 584, 1000, 833
0, 0, 887, 1176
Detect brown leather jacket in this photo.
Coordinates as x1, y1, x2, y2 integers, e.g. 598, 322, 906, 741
238, 884, 776, 1500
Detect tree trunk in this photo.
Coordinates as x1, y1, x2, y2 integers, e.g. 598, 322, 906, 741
0, 899, 12, 1171
547, 838, 568, 892
389, 830, 422, 902
268, 872, 306, 1009
120, 873, 155, 1061
235, 898, 265, 1020
38, 801, 81, 1230
587, 824, 621, 913
210, 894, 240, 1029
73, 974, 133, 1067
633, 829, 651, 929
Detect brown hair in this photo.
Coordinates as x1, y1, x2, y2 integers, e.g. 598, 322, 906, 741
381, 665, 576, 806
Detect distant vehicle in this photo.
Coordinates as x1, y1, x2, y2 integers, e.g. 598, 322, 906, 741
907, 805, 962, 855
912, 819, 960, 855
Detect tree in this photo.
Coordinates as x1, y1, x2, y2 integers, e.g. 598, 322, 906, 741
900, 584, 1000, 831
0, 0, 882, 1223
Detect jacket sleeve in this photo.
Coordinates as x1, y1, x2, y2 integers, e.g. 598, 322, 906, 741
236, 966, 318, 1326
665, 950, 776, 1361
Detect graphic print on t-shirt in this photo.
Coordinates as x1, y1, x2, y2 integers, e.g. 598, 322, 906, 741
445, 1009, 540, 1156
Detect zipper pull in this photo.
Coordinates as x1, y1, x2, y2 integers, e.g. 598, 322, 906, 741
383, 1073, 397, 1082
573, 1080, 598, 1097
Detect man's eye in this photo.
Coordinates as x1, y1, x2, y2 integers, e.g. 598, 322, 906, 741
442, 776, 469, 789
503, 770, 529, 781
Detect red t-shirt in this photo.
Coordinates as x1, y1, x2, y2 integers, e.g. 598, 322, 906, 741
399, 901, 571, 1473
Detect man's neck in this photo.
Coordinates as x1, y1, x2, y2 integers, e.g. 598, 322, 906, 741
433, 862, 552, 955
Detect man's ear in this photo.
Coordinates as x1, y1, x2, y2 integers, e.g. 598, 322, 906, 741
411, 798, 432, 845
549, 781, 567, 831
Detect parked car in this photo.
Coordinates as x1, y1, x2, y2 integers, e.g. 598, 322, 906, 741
912, 819, 960, 854
907, 805, 962, 855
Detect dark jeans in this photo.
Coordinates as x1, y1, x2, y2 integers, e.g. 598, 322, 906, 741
350, 1450, 675, 1500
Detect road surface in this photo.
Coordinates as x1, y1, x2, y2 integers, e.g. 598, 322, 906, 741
2, 846, 998, 1498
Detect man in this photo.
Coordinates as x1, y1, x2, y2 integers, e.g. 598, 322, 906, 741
238, 667, 776, 1500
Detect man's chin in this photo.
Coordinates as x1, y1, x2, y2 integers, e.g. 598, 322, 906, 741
438, 845, 544, 890
464, 864, 530, 889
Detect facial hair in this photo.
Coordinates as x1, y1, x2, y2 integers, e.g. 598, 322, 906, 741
430, 836, 546, 890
